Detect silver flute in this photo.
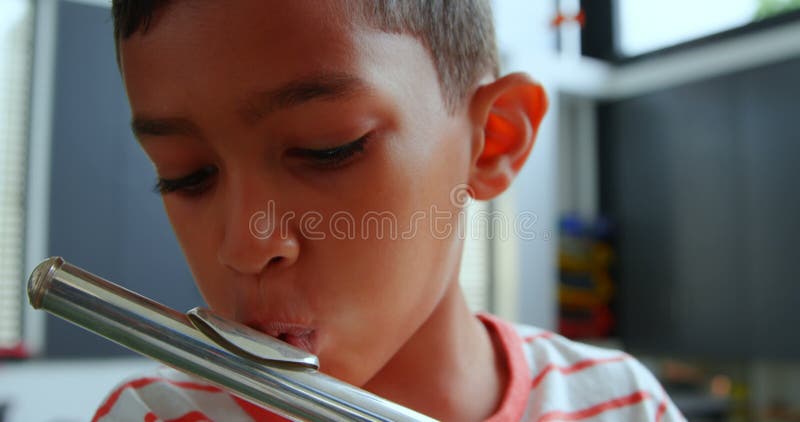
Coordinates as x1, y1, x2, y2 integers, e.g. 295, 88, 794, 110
27, 257, 436, 422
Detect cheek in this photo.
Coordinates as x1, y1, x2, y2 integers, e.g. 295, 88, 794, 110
324, 135, 465, 323
162, 199, 232, 309
163, 199, 210, 260
381, 129, 470, 302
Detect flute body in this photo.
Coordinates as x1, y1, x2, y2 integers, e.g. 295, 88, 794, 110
27, 257, 435, 422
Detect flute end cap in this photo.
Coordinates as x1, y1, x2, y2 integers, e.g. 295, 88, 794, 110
28, 256, 64, 309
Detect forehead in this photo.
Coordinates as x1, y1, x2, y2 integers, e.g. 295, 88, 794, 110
118, 1, 426, 114
121, 1, 352, 75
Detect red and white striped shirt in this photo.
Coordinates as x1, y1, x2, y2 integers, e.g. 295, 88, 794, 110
93, 314, 684, 421
478, 314, 684, 422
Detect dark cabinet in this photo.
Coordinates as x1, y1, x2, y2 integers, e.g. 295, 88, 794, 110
599, 57, 800, 359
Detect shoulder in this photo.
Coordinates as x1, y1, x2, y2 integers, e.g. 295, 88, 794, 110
510, 322, 686, 421
92, 366, 274, 422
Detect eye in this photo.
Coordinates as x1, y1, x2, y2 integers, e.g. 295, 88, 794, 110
287, 134, 371, 169
153, 166, 218, 197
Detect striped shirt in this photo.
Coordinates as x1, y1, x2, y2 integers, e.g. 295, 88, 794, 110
93, 314, 685, 421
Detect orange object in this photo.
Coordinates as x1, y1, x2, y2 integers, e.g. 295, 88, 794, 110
552, 9, 586, 28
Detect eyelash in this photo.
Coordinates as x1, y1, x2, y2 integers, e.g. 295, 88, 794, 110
153, 135, 371, 196
154, 166, 218, 196
289, 134, 371, 169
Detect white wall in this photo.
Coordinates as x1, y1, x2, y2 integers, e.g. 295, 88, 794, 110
493, 0, 561, 329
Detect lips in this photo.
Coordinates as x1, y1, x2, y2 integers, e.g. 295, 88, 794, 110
246, 320, 317, 354
278, 332, 316, 353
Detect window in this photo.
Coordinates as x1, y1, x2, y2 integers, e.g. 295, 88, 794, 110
0, 0, 33, 351
616, 0, 800, 56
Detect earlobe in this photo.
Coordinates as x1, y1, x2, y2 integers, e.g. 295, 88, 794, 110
468, 73, 547, 200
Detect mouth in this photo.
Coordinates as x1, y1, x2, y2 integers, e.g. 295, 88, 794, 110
246, 321, 318, 355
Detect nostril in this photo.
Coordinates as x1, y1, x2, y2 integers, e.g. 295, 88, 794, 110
268, 256, 284, 267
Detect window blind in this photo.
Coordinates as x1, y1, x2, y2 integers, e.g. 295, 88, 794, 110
0, 0, 33, 350
459, 200, 493, 313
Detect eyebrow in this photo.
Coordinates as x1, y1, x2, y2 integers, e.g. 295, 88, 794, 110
131, 72, 367, 140
131, 117, 202, 140
239, 72, 367, 124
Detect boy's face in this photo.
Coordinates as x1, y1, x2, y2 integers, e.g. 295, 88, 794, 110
120, 1, 477, 385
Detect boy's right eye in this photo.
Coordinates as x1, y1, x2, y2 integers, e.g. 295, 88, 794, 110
153, 166, 218, 197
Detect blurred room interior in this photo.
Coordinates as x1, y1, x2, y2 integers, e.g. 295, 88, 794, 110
0, 0, 798, 421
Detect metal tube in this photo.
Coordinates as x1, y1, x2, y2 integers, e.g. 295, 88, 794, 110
27, 257, 436, 422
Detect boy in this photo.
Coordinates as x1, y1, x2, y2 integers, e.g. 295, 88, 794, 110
95, 1, 684, 421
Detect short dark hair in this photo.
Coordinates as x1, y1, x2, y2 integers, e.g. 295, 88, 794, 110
111, 0, 499, 112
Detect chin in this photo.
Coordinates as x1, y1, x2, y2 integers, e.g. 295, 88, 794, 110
318, 353, 376, 387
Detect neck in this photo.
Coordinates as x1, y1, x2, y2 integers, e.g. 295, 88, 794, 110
363, 280, 508, 421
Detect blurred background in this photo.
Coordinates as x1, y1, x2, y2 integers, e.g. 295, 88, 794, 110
0, 0, 798, 420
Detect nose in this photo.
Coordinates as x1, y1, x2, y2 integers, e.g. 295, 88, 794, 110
217, 179, 299, 276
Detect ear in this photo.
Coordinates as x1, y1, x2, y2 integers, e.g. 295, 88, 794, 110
467, 73, 547, 200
